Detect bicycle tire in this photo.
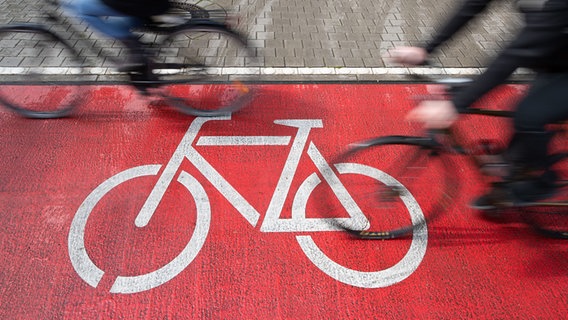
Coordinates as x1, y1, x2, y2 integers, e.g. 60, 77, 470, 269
152, 23, 259, 116
136, 3, 228, 32
324, 135, 458, 239
0, 24, 85, 118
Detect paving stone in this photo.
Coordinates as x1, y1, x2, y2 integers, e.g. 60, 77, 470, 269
0, 0, 525, 80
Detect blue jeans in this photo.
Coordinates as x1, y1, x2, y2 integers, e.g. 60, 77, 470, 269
72, 0, 140, 39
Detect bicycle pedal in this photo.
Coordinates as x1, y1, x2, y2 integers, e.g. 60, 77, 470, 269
118, 65, 142, 73
480, 163, 510, 177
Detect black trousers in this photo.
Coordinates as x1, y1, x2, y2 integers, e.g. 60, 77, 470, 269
514, 72, 568, 132
507, 71, 568, 168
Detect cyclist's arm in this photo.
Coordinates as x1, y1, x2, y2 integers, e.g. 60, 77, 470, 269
388, 0, 494, 65
425, 0, 495, 54
451, 5, 568, 111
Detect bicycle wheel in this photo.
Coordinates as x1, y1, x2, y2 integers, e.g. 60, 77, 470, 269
165, 2, 227, 23
0, 25, 85, 118
137, 2, 228, 31
324, 136, 458, 239
153, 23, 259, 116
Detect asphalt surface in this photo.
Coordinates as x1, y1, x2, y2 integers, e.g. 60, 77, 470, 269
0, 83, 567, 319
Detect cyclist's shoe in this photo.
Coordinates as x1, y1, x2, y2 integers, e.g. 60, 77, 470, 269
510, 169, 558, 202
470, 170, 558, 211
128, 68, 159, 96
469, 183, 519, 211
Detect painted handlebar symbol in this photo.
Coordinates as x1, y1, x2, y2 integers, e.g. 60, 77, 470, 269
68, 116, 427, 294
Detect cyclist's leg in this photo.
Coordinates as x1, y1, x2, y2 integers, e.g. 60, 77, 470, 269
507, 72, 568, 200
73, 0, 146, 69
512, 72, 568, 138
472, 72, 568, 209
509, 72, 568, 167
73, 0, 137, 39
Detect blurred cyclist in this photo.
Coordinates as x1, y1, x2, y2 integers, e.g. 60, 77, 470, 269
73, 0, 171, 70
388, 0, 568, 209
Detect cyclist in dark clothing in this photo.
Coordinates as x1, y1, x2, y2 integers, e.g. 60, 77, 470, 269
389, 0, 568, 209
73, 0, 171, 70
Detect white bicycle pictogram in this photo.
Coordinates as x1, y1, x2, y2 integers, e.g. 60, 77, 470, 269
68, 116, 428, 294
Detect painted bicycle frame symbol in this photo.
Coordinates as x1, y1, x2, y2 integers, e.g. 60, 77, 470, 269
68, 116, 427, 294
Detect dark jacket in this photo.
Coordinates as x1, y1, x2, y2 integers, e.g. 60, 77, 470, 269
102, 0, 171, 18
424, 0, 568, 111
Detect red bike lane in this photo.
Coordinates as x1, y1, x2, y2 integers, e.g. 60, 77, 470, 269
0, 83, 566, 319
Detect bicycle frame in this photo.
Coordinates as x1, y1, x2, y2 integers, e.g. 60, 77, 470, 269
136, 115, 368, 232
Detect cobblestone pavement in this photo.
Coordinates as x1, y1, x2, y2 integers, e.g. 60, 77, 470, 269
0, 0, 525, 81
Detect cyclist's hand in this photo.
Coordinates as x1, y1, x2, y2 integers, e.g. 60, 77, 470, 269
406, 100, 458, 129
387, 46, 428, 66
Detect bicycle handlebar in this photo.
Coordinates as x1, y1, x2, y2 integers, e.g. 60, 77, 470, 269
407, 67, 517, 118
